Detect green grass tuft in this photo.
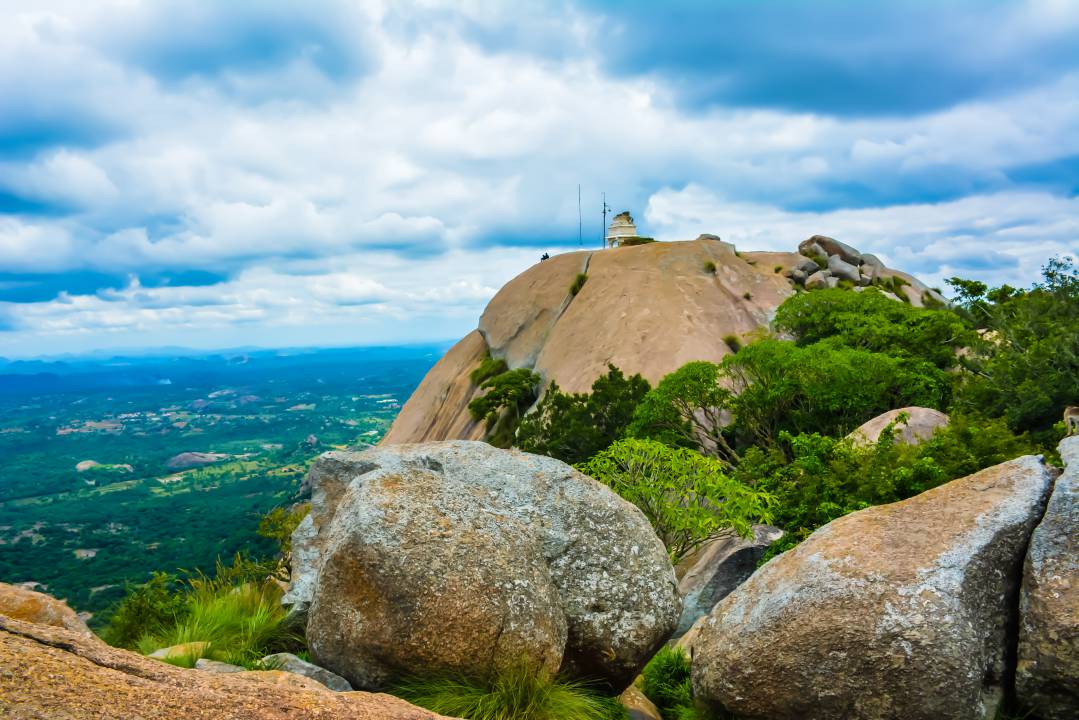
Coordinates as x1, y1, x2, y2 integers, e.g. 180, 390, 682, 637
570, 273, 588, 296
722, 334, 742, 353
395, 664, 627, 720
703, 261, 717, 274
137, 567, 302, 669
774, 265, 783, 273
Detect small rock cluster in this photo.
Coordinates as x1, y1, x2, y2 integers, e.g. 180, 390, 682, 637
786, 235, 947, 306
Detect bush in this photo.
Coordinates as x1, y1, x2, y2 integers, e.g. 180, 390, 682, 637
774, 265, 783, 273
517, 365, 650, 465
257, 503, 310, 560
737, 414, 1038, 560
468, 368, 541, 448
742, 291, 753, 300
774, 287, 971, 369
395, 664, 627, 720
570, 273, 588, 296
722, 335, 741, 353
703, 261, 716, 273
471, 355, 509, 386
578, 439, 773, 563
621, 236, 656, 247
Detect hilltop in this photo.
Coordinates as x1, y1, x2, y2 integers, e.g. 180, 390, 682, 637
384, 234, 940, 445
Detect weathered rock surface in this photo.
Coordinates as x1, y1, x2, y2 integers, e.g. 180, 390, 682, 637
691, 455, 1054, 720
296, 441, 680, 692
1017, 437, 1079, 719
195, 658, 245, 673
801, 235, 863, 265
827, 253, 862, 283
620, 685, 663, 720
0, 582, 93, 638
848, 406, 950, 447
0, 613, 452, 720
673, 525, 783, 637
263, 652, 353, 692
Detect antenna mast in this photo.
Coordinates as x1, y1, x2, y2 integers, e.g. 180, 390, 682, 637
602, 192, 611, 248
578, 184, 583, 247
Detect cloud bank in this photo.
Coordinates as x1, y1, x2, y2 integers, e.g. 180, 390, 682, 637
1, 0, 1076, 356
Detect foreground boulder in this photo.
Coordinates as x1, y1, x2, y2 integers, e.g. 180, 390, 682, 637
294, 441, 680, 692
673, 525, 783, 637
692, 455, 1053, 720
848, 406, 949, 447
1017, 437, 1079, 719
0, 582, 93, 638
0, 613, 449, 720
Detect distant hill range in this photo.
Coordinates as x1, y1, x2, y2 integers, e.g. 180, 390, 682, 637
383, 235, 943, 445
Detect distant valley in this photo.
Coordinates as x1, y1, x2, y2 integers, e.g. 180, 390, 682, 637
0, 345, 443, 622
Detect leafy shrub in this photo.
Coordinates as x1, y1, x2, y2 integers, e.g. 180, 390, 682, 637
471, 355, 509, 385
774, 287, 971, 369
101, 572, 187, 649
738, 414, 1037, 560
722, 335, 741, 353
631, 343, 949, 459
742, 291, 753, 300
517, 365, 650, 465
570, 273, 588, 296
774, 265, 783, 273
621, 236, 656, 246
468, 368, 541, 447
395, 663, 627, 720
578, 439, 773, 563
703, 261, 717, 273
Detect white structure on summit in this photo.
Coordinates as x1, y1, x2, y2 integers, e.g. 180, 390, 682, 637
606, 211, 637, 247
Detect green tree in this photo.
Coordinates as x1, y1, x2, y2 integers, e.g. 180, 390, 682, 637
953, 257, 1079, 437
468, 368, 541, 447
579, 438, 773, 563
628, 361, 741, 466
774, 287, 972, 369
517, 365, 650, 464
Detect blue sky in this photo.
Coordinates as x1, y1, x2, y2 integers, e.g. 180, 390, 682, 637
1, 0, 1077, 357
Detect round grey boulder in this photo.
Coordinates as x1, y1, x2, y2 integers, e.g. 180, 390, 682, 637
295, 441, 680, 692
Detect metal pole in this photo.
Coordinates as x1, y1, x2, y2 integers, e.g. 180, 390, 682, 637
602, 192, 608, 248
578, 184, 582, 247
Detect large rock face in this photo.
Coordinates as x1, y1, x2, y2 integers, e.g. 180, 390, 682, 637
673, 525, 783, 637
691, 455, 1054, 720
384, 236, 942, 445
295, 441, 680, 692
0, 613, 450, 720
1017, 437, 1079, 719
848, 406, 950, 447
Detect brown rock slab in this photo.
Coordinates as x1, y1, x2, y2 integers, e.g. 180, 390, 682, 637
0, 582, 93, 638
1017, 437, 1079, 720
0, 613, 454, 719
691, 455, 1054, 720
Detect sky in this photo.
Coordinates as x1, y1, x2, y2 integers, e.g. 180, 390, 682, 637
1, 0, 1078, 357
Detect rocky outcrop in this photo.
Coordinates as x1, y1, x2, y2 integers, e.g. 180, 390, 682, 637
691, 455, 1054, 720
0, 613, 451, 720
294, 441, 680, 692
673, 525, 783, 637
848, 407, 950, 447
385, 236, 944, 445
0, 583, 94, 639
262, 652, 353, 692
1017, 437, 1079, 719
